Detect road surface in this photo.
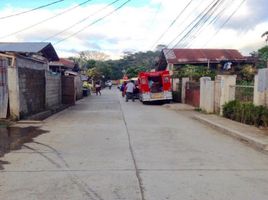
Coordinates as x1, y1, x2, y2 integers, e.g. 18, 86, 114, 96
1, 88, 268, 200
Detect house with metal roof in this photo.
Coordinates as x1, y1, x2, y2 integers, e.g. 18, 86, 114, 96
157, 48, 246, 73
0, 42, 61, 119
0, 42, 59, 62
49, 58, 75, 73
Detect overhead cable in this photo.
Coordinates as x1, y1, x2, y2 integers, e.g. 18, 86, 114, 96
43, 0, 121, 42
186, 0, 232, 47
54, 0, 132, 45
150, 0, 195, 50
180, 0, 228, 47
170, 0, 222, 48
166, 0, 218, 48
203, 0, 247, 47
0, 0, 93, 39
0, 0, 65, 20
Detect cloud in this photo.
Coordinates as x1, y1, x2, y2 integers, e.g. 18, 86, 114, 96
0, 0, 267, 58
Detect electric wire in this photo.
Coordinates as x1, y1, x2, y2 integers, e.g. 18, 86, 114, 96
185, 0, 231, 47
180, 0, 228, 48
203, 0, 247, 47
166, 0, 217, 48
0, 0, 93, 39
170, 0, 222, 48
42, 0, 121, 42
53, 0, 132, 45
0, 0, 64, 20
150, 0, 195, 50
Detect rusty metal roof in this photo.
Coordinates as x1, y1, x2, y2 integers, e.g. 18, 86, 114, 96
163, 49, 245, 64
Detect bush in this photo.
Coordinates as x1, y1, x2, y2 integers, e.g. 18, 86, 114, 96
223, 100, 268, 127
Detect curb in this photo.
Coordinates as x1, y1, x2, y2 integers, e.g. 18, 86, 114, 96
193, 115, 268, 152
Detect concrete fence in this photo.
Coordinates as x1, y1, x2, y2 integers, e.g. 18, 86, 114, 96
253, 68, 268, 107
199, 75, 236, 114
46, 71, 62, 109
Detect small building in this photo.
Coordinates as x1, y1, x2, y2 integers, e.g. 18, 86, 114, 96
49, 58, 75, 73
156, 48, 246, 74
0, 42, 59, 120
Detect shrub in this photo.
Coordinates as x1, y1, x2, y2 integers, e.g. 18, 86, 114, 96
223, 100, 268, 127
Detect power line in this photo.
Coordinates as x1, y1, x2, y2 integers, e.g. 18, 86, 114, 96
54, 0, 132, 45
0, 0, 65, 20
170, 0, 222, 48
186, 0, 232, 48
0, 0, 93, 39
150, 0, 195, 50
181, 0, 228, 48
203, 0, 246, 47
42, 0, 121, 42
165, 0, 210, 47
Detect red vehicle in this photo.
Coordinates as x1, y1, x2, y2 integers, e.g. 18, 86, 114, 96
138, 70, 172, 102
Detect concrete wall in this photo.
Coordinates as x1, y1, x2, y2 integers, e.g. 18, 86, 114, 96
16, 56, 47, 118
214, 75, 236, 115
254, 69, 268, 106
200, 77, 214, 113
75, 75, 83, 100
18, 67, 45, 118
46, 72, 62, 108
172, 78, 180, 91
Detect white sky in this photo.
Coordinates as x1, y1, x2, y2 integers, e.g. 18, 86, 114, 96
0, 0, 267, 59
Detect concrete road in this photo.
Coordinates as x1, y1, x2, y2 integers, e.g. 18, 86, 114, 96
1, 88, 268, 200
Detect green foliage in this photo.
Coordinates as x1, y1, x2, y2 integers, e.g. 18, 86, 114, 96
86, 67, 102, 81
239, 64, 256, 81
223, 100, 268, 127
173, 65, 216, 80
126, 66, 148, 78
70, 50, 159, 81
257, 45, 268, 68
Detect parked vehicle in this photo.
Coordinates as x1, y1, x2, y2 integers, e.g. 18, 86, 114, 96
138, 71, 172, 103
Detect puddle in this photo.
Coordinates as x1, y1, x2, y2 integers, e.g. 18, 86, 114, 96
0, 126, 49, 170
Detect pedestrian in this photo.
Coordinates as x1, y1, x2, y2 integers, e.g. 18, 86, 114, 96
95, 82, 101, 96
108, 81, 112, 89
120, 81, 127, 97
125, 80, 135, 102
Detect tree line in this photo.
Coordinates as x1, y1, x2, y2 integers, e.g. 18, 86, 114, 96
69, 50, 160, 81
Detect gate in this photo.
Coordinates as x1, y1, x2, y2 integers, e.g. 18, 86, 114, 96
0, 58, 8, 118
185, 81, 200, 107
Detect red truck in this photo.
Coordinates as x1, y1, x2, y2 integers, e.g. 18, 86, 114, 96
138, 70, 172, 102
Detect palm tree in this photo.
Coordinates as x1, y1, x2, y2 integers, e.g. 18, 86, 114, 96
261, 31, 268, 43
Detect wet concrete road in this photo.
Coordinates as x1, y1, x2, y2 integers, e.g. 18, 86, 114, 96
1, 88, 268, 199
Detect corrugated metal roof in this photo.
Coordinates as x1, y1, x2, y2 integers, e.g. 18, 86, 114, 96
0, 42, 59, 61
163, 49, 245, 64
50, 58, 74, 68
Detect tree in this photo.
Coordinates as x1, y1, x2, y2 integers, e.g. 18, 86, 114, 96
79, 50, 110, 61
262, 31, 268, 43
86, 67, 102, 81
257, 45, 268, 68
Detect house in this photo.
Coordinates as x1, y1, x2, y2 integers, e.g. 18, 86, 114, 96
0, 42, 59, 120
49, 58, 75, 73
49, 57, 85, 104
156, 48, 246, 74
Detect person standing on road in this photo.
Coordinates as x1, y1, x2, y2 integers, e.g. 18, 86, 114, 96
95, 82, 101, 96
125, 80, 135, 102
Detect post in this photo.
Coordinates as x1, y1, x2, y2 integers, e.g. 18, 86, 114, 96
200, 77, 214, 113
8, 66, 20, 120
181, 77, 189, 103
215, 75, 237, 115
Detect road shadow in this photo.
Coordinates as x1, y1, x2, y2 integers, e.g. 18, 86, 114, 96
0, 125, 49, 170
